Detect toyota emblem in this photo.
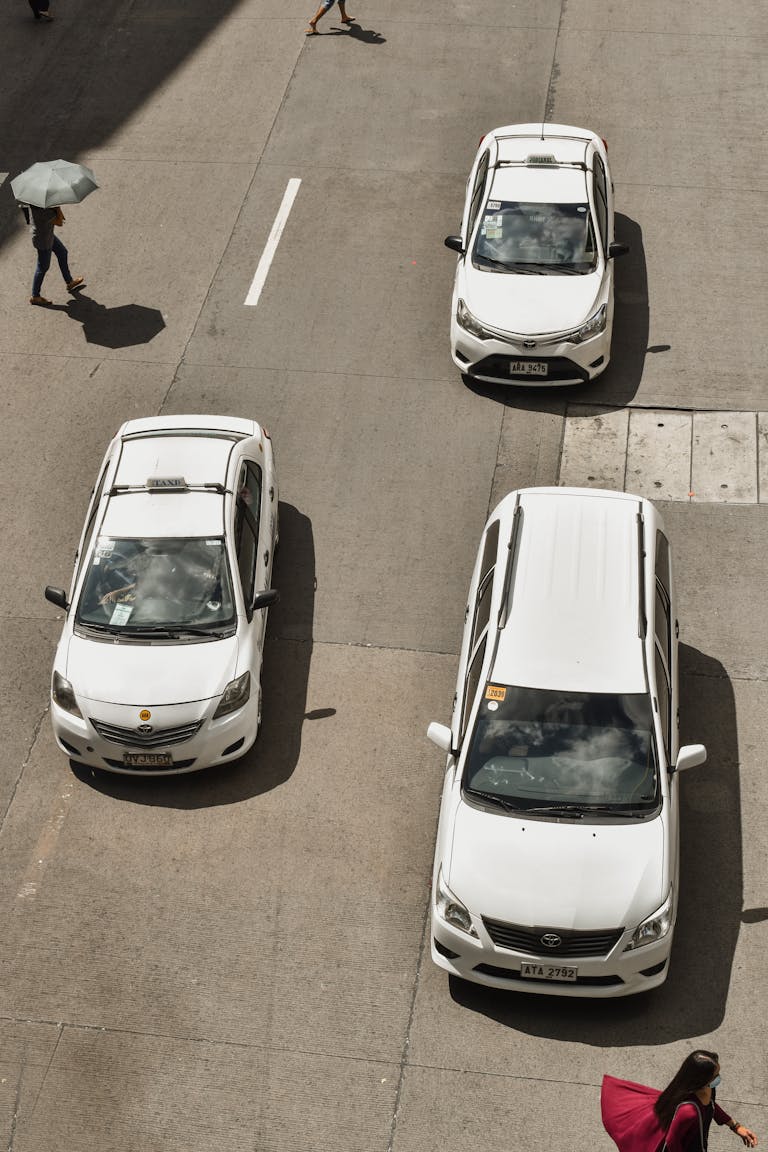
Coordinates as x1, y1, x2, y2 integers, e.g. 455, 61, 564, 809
137, 724, 153, 735
523, 340, 537, 349
540, 933, 562, 948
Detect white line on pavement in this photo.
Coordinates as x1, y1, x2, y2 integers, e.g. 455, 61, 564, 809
244, 177, 302, 307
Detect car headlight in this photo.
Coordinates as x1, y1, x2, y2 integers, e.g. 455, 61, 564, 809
569, 303, 607, 344
456, 299, 491, 341
212, 671, 250, 719
624, 892, 673, 950
52, 671, 82, 718
435, 867, 478, 937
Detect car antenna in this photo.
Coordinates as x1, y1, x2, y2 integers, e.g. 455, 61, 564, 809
540, 121, 545, 141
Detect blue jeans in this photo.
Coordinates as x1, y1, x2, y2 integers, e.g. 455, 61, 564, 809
33, 237, 72, 296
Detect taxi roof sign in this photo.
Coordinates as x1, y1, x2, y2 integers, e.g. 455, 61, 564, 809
146, 476, 188, 491
525, 153, 558, 166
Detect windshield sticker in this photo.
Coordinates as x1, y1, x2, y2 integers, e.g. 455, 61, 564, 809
110, 603, 133, 626
205, 539, 219, 546
95, 541, 114, 558
486, 700, 499, 712
487, 201, 501, 210
485, 684, 506, 701
577, 206, 587, 212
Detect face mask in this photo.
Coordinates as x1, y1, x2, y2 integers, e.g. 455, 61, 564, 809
709, 1075, 721, 1090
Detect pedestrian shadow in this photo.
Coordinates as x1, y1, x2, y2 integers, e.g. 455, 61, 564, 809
327, 22, 386, 42
70, 502, 329, 809
43, 293, 165, 349
448, 642, 742, 1043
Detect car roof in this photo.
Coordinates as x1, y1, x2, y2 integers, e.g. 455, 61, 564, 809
492, 488, 647, 695
102, 431, 237, 539
489, 164, 588, 204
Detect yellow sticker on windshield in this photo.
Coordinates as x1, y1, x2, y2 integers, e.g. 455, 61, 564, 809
485, 684, 506, 701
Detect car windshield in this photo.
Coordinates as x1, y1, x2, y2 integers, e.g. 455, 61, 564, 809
463, 686, 658, 813
76, 536, 236, 633
473, 200, 597, 273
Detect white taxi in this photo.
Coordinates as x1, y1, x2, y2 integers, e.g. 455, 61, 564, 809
427, 487, 706, 995
445, 123, 628, 385
45, 415, 279, 775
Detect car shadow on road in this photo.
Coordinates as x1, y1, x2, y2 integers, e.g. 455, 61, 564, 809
71, 502, 327, 809
448, 643, 742, 1043
463, 213, 649, 415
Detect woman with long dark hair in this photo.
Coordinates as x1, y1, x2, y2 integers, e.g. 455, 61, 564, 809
602, 1051, 758, 1152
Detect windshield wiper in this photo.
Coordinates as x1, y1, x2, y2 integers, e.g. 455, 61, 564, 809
523, 802, 646, 818
464, 787, 520, 812
475, 255, 539, 273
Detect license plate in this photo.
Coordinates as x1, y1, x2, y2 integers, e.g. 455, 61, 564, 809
520, 962, 577, 982
123, 752, 172, 767
510, 360, 548, 376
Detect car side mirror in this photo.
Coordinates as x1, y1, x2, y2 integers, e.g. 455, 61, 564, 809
673, 744, 707, 773
44, 586, 69, 611
427, 721, 453, 753
444, 235, 465, 255
609, 242, 629, 258
252, 588, 279, 611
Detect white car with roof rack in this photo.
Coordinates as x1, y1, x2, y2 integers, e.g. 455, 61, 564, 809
45, 415, 279, 776
427, 486, 706, 996
445, 123, 628, 386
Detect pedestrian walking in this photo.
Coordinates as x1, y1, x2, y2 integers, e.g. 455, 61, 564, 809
601, 1052, 758, 1152
27, 0, 54, 20
306, 0, 354, 34
27, 204, 85, 305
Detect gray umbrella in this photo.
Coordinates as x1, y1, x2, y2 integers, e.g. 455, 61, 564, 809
11, 159, 98, 208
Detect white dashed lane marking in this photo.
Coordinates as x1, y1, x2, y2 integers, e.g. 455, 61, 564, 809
560, 406, 764, 503
244, 177, 301, 307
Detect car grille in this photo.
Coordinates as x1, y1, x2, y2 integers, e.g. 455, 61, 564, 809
91, 720, 203, 748
469, 355, 589, 383
483, 918, 624, 958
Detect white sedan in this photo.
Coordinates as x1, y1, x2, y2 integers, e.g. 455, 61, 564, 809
445, 123, 628, 386
45, 415, 279, 775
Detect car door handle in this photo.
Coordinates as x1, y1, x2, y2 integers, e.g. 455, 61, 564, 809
263, 550, 270, 566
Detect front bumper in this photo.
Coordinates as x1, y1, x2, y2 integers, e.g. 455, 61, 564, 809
51, 692, 260, 775
450, 317, 611, 386
431, 910, 672, 998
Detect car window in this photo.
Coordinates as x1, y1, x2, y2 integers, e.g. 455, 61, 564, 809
461, 634, 487, 742
467, 151, 490, 241
655, 531, 671, 598
463, 686, 659, 813
238, 461, 262, 541
654, 582, 671, 671
74, 461, 111, 584
654, 646, 671, 759
76, 537, 235, 632
473, 201, 597, 274
593, 156, 608, 253
471, 520, 499, 647
235, 511, 257, 608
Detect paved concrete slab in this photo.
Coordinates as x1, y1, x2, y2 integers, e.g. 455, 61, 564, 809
13, 1026, 400, 1152
691, 411, 758, 504
0, 643, 450, 1061
166, 363, 501, 652
558, 405, 629, 490
659, 503, 768, 681
0, 356, 170, 618
261, 21, 556, 175
626, 409, 691, 500
1, 158, 252, 364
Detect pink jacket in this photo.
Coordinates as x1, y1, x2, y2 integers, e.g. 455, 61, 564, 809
601, 1075, 733, 1152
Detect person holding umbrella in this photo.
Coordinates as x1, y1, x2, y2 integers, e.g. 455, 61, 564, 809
28, 204, 84, 305
11, 159, 97, 305
602, 1052, 758, 1152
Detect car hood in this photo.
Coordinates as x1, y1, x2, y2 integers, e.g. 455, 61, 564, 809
461, 261, 604, 334
447, 801, 665, 930
64, 632, 238, 705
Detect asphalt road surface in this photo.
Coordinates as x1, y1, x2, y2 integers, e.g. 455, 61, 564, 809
1, 1, 766, 1150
